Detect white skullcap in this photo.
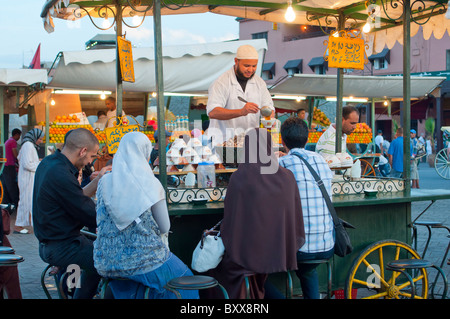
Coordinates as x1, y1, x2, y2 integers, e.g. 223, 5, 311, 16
236, 45, 259, 60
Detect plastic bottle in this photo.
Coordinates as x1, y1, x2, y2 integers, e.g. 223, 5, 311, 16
197, 161, 216, 188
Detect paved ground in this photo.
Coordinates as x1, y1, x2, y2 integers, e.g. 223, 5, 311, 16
3, 163, 450, 299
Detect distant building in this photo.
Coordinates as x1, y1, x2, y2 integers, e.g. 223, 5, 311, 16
238, 19, 450, 148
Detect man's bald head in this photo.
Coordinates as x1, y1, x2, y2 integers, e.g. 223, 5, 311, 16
62, 128, 100, 170
64, 128, 99, 152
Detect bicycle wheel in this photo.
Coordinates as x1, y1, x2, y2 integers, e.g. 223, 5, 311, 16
435, 149, 450, 179
345, 240, 428, 299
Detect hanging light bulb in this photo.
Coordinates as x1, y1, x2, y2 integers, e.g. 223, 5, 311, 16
285, 1, 296, 23
100, 92, 106, 100
362, 17, 372, 33
50, 99, 56, 106
102, 15, 110, 29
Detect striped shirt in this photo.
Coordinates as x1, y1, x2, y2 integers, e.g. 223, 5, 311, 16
315, 124, 347, 157
279, 148, 335, 253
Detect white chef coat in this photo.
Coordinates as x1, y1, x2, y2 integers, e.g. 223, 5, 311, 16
206, 67, 274, 145
106, 109, 127, 128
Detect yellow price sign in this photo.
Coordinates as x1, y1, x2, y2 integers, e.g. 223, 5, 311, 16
117, 36, 135, 83
327, 36, 365, 70
105, 125, 139, 154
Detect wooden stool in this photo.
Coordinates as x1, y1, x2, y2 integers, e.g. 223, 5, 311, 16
0, 246, 15, 254
165, 275, 228, 299
387, 259, 448, 299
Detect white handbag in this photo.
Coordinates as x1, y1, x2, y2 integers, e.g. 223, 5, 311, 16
191, 220, 225, 273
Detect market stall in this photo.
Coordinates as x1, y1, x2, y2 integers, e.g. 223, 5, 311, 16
270, 73, 446, 177
41, 39, 267, 150
40, 0, 450, 299
0, 68, 48, 203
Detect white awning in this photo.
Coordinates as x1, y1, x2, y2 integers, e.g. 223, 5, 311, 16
48, 39, 268, 93
0, 69, 48, 86
270, 74, 446, 99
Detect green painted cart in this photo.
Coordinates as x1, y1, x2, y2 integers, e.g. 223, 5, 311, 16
167, 188, 450, 299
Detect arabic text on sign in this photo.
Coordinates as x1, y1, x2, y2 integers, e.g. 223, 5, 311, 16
327, 36, 365, 70
105, 125, 139, 154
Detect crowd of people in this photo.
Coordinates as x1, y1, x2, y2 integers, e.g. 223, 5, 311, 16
0, 44, 438, 300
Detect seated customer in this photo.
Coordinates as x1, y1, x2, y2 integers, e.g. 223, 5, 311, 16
208, 128, 305, 299
278, 117, 334, 299
94, 131, 198, 299
33, 128, 111, 299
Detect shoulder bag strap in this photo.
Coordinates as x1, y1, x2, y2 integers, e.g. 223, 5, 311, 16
291, 153, 341, 226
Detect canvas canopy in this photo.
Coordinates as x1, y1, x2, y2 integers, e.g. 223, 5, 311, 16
41, 0, 450, 56
48, 39, 267, 93
0, 69, 48, 87
271, 73, 446, 100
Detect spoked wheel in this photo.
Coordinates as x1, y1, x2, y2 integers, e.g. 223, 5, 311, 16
359, 159, 376, 177
435, 148, 450, 179
0, 180, 3, 204
345, 240, 428, 299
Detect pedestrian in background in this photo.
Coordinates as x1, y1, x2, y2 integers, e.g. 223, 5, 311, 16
14, 128, 44, 234
0, 128, 21, 207
410, 129, 420, 188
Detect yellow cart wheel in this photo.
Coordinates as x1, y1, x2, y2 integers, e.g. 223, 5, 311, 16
345, 240, 428, 299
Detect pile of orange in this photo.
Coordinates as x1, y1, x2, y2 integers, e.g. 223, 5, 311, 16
352, 122, 372, 134
48, 124, 95, 144
348, 123, 373, 143
312, 107, 331, 127
55, 114, 80, 123
307, 131, 323, 143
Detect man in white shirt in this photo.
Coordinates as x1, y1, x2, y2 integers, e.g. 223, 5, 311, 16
105, 97, 127, 128
315, 106, 359, 158
374, 130, 384, 154
206, 45, 274, 146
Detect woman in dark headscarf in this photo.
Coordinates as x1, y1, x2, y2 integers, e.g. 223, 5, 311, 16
14, 128, 44, 233
208, 128, 305, 299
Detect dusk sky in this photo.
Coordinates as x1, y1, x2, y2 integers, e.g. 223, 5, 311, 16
1, 1, 239, 68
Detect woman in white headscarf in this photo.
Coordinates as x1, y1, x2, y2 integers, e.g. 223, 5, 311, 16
93, 131, 198, 299
14, 128, 44, 234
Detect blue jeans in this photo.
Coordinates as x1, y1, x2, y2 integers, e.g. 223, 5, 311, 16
379, 163, 391, 177
39, 235, 101, 299
295, 248, 334, 299
110, 253, 199, 299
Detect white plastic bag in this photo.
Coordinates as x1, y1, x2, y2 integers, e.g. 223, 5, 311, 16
191, 222, 225, 273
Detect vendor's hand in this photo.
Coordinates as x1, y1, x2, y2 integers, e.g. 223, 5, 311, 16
89, 170, 100, 181
97, 165, 112, 179
241, 102, 260, 116
275, 151, 286, 158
